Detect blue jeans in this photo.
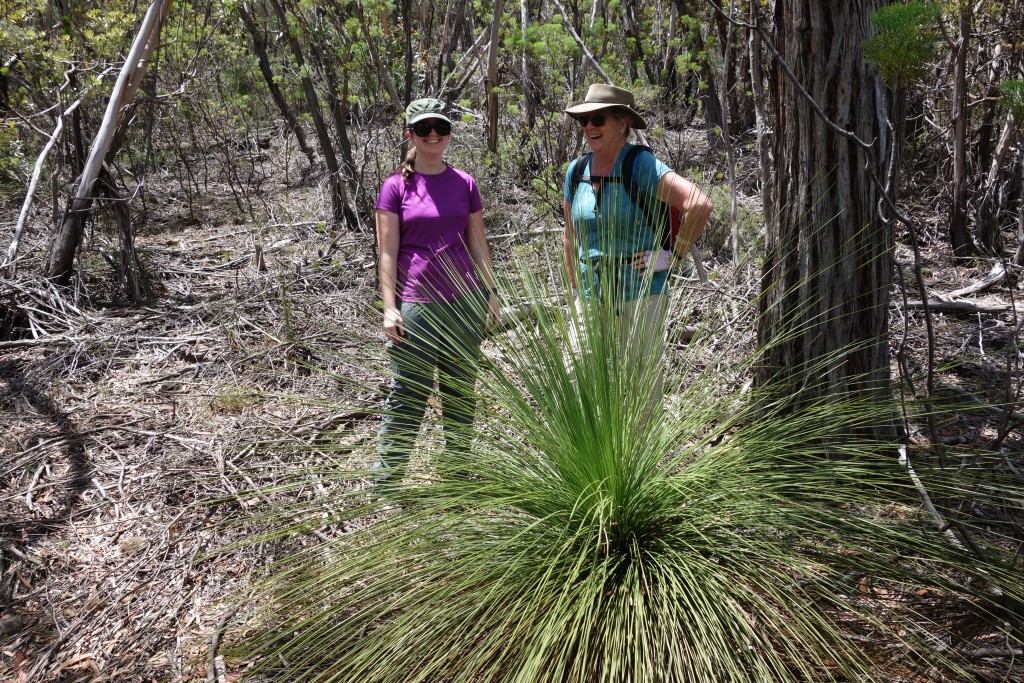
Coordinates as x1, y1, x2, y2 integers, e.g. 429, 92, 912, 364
375, 290, 487, 485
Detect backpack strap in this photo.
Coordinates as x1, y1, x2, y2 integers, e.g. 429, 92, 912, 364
621, 144, 653, 218
621, 144, 673, 247
567, 152, 593, 205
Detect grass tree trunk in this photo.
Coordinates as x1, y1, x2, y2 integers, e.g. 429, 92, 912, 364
43, 0, 173, 285
757, 0, 892, 424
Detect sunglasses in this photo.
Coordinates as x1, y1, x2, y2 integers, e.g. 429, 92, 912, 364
576, 114, 609, 127
410, 120, 452, 137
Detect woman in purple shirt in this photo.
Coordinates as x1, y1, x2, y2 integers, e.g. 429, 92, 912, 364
374, 97, 500, 490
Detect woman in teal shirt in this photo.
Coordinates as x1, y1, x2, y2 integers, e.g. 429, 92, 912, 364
562, 84, 713, 418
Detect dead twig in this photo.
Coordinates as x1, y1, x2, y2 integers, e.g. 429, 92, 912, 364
206, 605, 239, 683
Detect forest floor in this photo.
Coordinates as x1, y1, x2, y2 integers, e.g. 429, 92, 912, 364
2, 129, 1024, 681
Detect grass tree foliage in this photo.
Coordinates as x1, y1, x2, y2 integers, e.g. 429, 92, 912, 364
221, 248, 1024, 682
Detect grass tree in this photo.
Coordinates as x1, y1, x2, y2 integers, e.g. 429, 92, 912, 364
217, 246, 1023, 682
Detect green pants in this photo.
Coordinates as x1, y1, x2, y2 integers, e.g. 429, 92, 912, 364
375, 290, 487, 485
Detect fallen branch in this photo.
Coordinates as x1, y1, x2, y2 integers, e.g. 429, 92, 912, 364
894, 299, 1009, 314
898, 447, 976, 555
4, 114, 65, 276
944, 262, 1007, 300
934, 380, 1024, 425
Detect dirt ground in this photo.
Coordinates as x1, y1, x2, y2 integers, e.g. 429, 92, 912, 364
3, 133, 1024, 681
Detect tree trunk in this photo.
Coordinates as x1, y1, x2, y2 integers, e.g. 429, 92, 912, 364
949, 2, 976, 259
621, 0, 654, 83
1015, 150, 1024, 266
758, 0, 892, 425
237, 1, 316, 166
748, 0, 772, 223
316, 15, 362, 227
485, 0, 505, 153
98, 167, 141, 302
0, 56, 14, 117
673, 0, 723, 144
519, 0, 541, 131
718, 0, 739, 265
43, 0, 173, 285
356, 2, 405, 113
978, 110, 1016, 254
268, 0, 351, 228
418, 0, 435, 94
554, 0, 603, 166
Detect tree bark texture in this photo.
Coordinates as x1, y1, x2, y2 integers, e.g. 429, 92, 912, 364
758, 0, 892, 409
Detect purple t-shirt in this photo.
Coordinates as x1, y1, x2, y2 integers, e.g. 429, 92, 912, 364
376, 166, 484, 303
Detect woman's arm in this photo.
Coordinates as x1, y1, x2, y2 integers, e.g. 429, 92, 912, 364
563, 199, 577, 291
466, 209, 501, 328
466, 209, 496, 291
376, 208, 404, 344
658, 172, 713, 257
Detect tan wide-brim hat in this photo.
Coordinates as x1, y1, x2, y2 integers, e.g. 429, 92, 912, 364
565, 84, 648, 129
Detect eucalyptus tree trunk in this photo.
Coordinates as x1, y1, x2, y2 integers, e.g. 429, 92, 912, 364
315, 15, 362, 221
268, 0, 353, 228
519, 0, 541, 131
1016, 150, 1024, 266
554, 0, 602, 165
43, 0, 173, 285
237, 0, 316, 166
748, 0, 772, 223
435, 0, 464, 87
757, 0, 893, 426
713, 0, 752, 134
717, 0, 739, 265
672, 0, 724, 144
418, 0, 435, 93
621, 0, 654, 83
948, 2, 976, 259
401, 0, 413, 101
355, 2, 405, 112
485, 0, 505, 153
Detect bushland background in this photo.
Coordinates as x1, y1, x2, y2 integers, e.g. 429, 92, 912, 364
2, 0, 1024, 680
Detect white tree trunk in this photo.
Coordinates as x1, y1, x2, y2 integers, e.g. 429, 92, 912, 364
43, 0, 174, 284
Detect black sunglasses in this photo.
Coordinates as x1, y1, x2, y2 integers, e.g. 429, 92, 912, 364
410, 120, 452, 137
575, 114, 608, 127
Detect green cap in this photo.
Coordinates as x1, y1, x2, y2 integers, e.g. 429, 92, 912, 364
405, 98, 452, 126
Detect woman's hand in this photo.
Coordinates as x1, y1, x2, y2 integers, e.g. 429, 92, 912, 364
631, 249, 672, 272
383, 307, 404, 345
486, 292, 502, 331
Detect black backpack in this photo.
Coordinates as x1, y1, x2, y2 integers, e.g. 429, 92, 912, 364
567, 145, 681, 253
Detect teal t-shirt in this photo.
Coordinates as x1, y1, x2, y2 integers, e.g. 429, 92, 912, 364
563, 143, 672, 300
